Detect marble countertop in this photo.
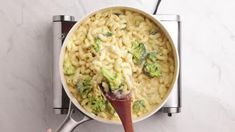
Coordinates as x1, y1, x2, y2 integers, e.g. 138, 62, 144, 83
0, 0, 235, 131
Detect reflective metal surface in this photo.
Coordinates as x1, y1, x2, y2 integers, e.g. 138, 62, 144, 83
53, 15, 75, 22
156, 14, 181, 115
53, 15, 75, 114
52, 14, 181, 116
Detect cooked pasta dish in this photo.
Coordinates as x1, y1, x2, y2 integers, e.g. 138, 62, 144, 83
63, 8, 175, 120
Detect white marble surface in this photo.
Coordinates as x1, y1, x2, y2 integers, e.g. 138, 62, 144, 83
0, 0, 235, 131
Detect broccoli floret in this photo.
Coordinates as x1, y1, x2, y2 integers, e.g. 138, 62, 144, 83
89, 96, 106, 114
129, 41, 146, 65
101, 68, 123, 91
146, 52, 157, 63
103, 31, 113, 37
143, 63, 161, 77
143, 52, 161, 78
76, 77, 92, 98
133, 100, 145, 113
63, 58, 76, 75
92, 37, 101, 52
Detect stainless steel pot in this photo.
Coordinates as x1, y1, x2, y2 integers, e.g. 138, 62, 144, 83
57, 6, 179, 132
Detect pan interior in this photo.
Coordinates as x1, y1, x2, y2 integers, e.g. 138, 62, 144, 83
59, 7, 178, 124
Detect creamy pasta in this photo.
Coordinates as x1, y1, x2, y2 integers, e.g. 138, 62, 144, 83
63, 8, 175, 120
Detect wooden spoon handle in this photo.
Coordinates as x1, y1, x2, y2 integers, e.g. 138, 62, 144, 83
119, 109, 134, 132
111, 99, 134, 132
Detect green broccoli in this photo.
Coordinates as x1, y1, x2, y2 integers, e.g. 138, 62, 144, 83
143, 63, 161, 77
145, 52, 157, 63
103, 31, 113, 37
76, 76, 92, 98
129, 41, 146, 65
63, 58, 76, 75
92, 37, 101, 52
143, 52, 161, 78
89, 96, 106, 114
133, 100, 145, 113
101, 68, 123, 91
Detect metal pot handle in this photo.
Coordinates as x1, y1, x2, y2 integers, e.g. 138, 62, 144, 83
56, 102, 91, 132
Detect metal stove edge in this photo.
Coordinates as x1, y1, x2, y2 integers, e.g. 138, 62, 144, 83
52, 14, 182, 116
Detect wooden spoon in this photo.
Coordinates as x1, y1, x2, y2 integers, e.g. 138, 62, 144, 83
98, 84, 134, 132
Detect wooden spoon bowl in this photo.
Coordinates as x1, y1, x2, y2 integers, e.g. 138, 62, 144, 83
98, 84, 134, 132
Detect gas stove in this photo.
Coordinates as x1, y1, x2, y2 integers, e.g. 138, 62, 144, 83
52, 14, 181, 117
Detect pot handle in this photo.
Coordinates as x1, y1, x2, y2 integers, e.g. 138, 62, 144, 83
56, 102, 91, 132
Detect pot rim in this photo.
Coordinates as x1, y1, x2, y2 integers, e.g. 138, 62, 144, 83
59, 5, 180, 125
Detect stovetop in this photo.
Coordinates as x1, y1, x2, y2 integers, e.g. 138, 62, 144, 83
52, 14, 181, 116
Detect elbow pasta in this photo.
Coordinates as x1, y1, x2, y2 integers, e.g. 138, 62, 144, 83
63, 8, 175, 120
